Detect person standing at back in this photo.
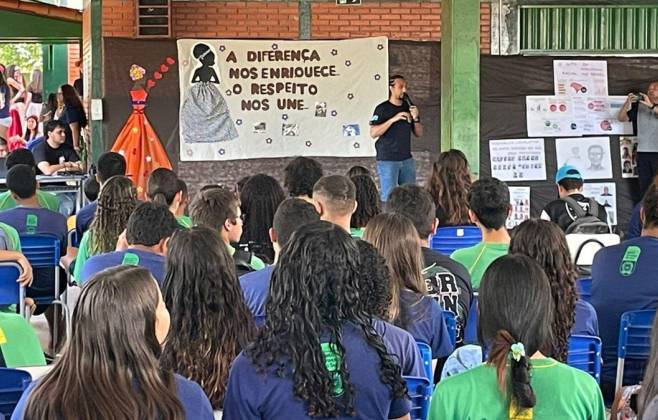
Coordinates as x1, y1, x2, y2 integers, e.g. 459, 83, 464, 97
369, 75, 423, 202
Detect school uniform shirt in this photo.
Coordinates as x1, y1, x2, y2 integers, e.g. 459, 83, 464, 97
239, 264, 274, 326
421, 247, 473, 345
400, 289, 453, 359
222, 322, 411, 420
350, 227, 365, 238
177, 215, 193, 229
0, 190, 59, 212
372, 319, 425, 378
591, 236, 658, 386
450, 242, 509, 290
0, 312, 47, 368
626, 202, 643, 241
80, 248, 165, 285
540, 193, 608, 233
572, 299, 599, 337
428, 358, 605, 420
75, 201, 97, 239
32, 140, 81, 175
11, 373, 214, 420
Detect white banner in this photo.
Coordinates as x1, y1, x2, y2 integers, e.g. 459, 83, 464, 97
489, 138, 546, 182
177, 37, 388, 161
554, 60, 608, 97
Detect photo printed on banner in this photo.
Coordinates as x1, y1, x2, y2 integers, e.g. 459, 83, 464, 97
583, 182, 617, 226
507, 186, 531, 229
619, 137, 638, 178
555, 137, 613, 180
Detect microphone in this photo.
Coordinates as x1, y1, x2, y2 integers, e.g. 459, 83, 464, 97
402, 93, 414, 107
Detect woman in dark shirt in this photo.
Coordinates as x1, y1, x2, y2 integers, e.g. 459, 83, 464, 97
57, 84, 87, 152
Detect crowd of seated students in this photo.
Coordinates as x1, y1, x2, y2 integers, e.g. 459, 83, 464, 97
0, 148, 658, 419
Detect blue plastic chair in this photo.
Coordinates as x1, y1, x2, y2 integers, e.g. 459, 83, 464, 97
430, 226, 482, 256
442, 311, 457, 348
616, 309, 656, 392
405, 375, 432, 420
0, 368, 31, 418
416, 342, 432, 384
464, 295, 479, 345
576, 278, 592, 304
0, 262, 26, 317
567, 335, 601, 383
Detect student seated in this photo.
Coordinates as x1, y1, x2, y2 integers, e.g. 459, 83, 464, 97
76, 151, 126, 239
189, 186, 265, 276
32, 120, 82, 176
11, 265, 214, 420
429, 255, 605, 419
349, 174, 381, 238
0, 149, 59, 211
161, 227, 256, 410
386, 184, 473, 345
364, 213, 453, 360
240, 198, 319, 325
591, 179, 658, 401
80, 202, 178, 284
147, 168, 191, 229
451, 177, 511, 289
510, 219, 599, 362
223, 221, 410, 419
426, 149, 473, 227
73, 176, 137, 281
283, 156, 323, 203
540, 165, 609, 233
313, 175, 357, 233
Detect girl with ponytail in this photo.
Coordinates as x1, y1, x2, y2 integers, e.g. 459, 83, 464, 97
429, 254, 605, 419
146, 168, 190, 228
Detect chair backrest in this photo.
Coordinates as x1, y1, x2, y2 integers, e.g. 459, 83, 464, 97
576, 278, 592, 304
566, 233, 620, 267
567, 335, 601, 383
616, 309, 656, 389
0, 263, 23, 308
464, 294, 479, 345
0, 368, 31, 418
67, 229, 79, 249
19, 235, 61, 268
416, 342, 432, 383
404, 375, 432, 420
430, 226, 482, 256
442, 311, 456, 348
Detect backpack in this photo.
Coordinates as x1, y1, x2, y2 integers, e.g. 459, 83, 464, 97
234, 249, 256, 277
422, 263, 464, 344
562, 196, 611, 235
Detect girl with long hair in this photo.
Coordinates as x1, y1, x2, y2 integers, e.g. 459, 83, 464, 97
73, 175, 138, 281
223, 221, 410, 419
146, 168, 189, 226
12, 265, 214, 420
238, 173, 285, 263
363, 213, 452, 360
23, 116, 39, 142
509, 219, 598, 362
349, 174, 381, 238
39, 93, 57, 123
25, 69, 43, 119
161, 227, 256, 409
638, 315, 658, 419
57, 83, 87, 151
429, 254, 605, 419
426, 149, 472, 226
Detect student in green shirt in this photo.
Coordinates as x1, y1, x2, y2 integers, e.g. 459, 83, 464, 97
451, 177, 511, 289
73, 175, 137, 281
146, 168, 191, 229
0, 148, 59, 212
313, 175, 358, 234
429, 254, 605, 420
349, 174, 380, 238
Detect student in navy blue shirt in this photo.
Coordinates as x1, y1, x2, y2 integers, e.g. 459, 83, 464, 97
363, 213, 453, 360
224, 221, 410, 419
11, 265, 214, 420
80, 201, 178, 284
592, 180, 658, 401
76, 151, 126, 240
240, 197, 319, 325
0, 164, 67, 314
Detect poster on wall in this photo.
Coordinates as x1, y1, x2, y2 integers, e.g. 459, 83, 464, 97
507, 186, 531, 229
583, 182, 617, 226
526, 96, 581, 138
619, 137, 638, 178
489, 138, 546, 182
577, 96, 634, 136
555, 137, 613, 180
554, 60, 608, 97
177, 37, 388, 161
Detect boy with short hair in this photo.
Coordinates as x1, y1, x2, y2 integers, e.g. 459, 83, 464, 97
283, 156, 323, 203
0, 148, 59, 211
312, 175, 357, 233
451, 178, 511, 289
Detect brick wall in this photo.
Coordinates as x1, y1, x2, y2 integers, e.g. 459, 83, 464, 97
102, 0, 135, 37
67, 43, 81, 84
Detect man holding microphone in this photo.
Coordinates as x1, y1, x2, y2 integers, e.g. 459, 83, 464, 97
618, 82, 658, 195
369, 75, 423, 202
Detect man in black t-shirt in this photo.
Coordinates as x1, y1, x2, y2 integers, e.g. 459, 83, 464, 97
33, 120, 82, 176
369, 75, 423, 202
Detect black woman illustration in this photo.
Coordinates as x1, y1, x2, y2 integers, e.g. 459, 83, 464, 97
181, 43, 239, 143
111, 61, 174, 198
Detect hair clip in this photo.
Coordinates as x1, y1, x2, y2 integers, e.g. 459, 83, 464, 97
510, 342, 525, 362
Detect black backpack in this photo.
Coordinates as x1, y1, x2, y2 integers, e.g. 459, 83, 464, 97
561, 196, 611, 235
234, 249, 256, 277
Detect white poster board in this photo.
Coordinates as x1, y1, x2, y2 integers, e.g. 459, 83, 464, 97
583, 182, 617, 226
555, 137, 613, 180
489, 138, 546, 182
507, 186, 531, 229
177, 37, 388, 161
619, 137, 638, 178
526, 96, 581, 138
554, 60, 608, 97
577, 96, 633, 136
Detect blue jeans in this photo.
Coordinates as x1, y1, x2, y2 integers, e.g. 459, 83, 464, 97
376, 158, 417, 202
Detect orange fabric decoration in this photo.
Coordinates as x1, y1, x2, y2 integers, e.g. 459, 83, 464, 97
111, 88, 171, 199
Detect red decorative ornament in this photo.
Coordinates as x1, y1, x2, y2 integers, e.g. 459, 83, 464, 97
165, 57, 175, 65
153, 72, 163, 80
146, 79, 156, 89
160, 64, 169, 73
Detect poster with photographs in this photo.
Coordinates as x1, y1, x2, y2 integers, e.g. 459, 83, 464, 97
619, 137, 638, 178
507, 187, 531, 229
489, 138, 546, 182
555, 137, 612, 180
177, 37, 388, 161
583, 182, 617, 226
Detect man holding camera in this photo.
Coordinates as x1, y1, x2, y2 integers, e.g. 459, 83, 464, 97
369, 75, 423, 202
618, 82, 658, 195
